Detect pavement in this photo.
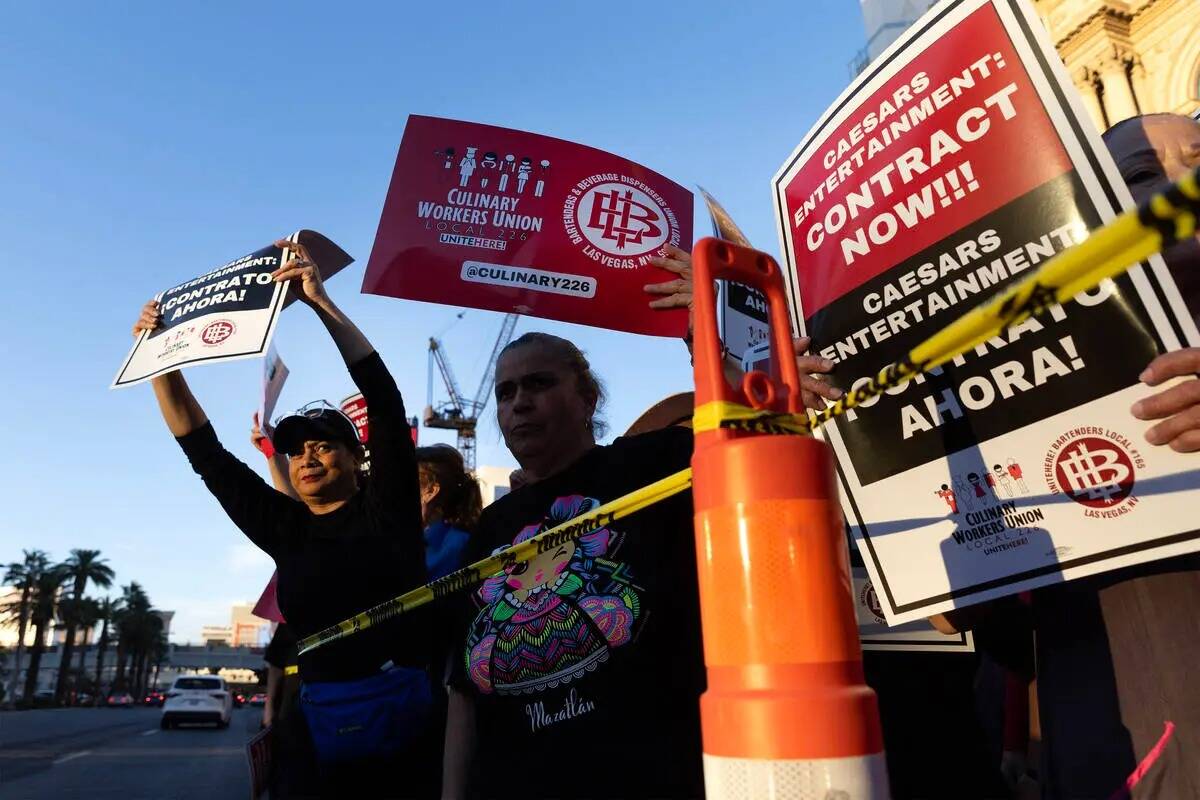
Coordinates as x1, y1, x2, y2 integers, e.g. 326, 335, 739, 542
0, 706, 262, 799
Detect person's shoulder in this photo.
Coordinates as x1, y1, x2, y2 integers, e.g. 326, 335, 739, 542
606, 425, 693, 462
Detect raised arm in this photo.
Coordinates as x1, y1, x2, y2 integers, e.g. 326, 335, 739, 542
272, 241, 421, 535
132, 301, 299, 555
271, 239, 373, 366
251, 414, 299, 501
134, 301, 210, 437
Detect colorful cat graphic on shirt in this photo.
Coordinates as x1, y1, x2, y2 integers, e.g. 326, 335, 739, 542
464, 495, 642, 695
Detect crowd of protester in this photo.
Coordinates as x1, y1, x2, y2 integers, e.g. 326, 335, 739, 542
130, 112, 1200, 798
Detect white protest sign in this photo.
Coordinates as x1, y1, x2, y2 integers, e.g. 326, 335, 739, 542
260, 344, 289, 425
112, 240, 293, 388
772, 0, 1200, 623
852, 568, 974, 652
699, 187, 771, 366
112, 230, 352, 390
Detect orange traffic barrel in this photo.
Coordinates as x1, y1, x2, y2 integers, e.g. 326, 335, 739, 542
690, 238, 889, 798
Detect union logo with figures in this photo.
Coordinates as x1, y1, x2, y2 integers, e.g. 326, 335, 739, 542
200, 319, 236, 346
563, 174, 682, 268
1044, 427, 1146, 518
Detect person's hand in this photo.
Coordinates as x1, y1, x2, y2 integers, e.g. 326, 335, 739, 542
509, 468, 529, 490
644, 244, 693, 311
794, 336, 842, 411
251, 412, 275, 456
1131, 348, 1200, 452
132, 299, 162, 338
272, 239, 330, 309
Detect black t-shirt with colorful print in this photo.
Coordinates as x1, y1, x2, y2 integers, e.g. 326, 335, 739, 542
451, 425, 704, 799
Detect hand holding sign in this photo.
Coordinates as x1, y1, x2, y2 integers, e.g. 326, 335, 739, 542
112, 231, 352, 389
272, 239, 328, 309
1132, 348, 1200, 452
644, 244, 695, 311
132, 299, 162, 338
642, 246, 841, 411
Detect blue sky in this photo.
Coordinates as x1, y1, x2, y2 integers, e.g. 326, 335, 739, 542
0, 3, 866, 641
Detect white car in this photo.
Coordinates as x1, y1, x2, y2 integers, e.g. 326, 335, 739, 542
160, 675, 233, 729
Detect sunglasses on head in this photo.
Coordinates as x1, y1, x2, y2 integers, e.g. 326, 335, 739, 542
271, 399, 355, 431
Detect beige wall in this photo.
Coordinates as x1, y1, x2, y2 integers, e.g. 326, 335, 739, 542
1034, 0, 1200, 129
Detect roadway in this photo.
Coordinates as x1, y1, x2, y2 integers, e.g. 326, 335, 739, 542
0, 705, 262, 799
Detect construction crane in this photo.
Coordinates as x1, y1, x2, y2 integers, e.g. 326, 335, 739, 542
424, 313, 519, 471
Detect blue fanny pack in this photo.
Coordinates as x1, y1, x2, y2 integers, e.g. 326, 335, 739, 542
299, 665, 432, 765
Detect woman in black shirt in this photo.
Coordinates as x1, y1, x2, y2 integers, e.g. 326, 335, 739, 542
133, 240, 432, 798
442, 319, 840, 798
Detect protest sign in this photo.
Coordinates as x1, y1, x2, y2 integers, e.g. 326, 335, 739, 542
699, 187, 770, 366
340, 392, 370, 444
852, 568, 974, 652
339, 394, 418, 472
112, 231, 350, 389
772, 0, 1200, 623
251, 571, 284, 624
260, 344, 289, 427
246, 724, 271, 800
361, 115, 693, 337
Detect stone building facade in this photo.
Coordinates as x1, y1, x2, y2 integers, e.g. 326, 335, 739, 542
1033, 0, 1200, 129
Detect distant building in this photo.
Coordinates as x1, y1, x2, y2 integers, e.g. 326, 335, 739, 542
155, 610, 175, 641
1033, 0, 1200, 128
850, 1, 1200, 126
851, 0, 936, 75
475, 465, 513, 507
230, 604, 270, 646
0, 586, 37, 648
201, 625, 233, 646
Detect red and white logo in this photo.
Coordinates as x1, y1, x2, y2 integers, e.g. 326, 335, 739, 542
859, 580, 885, 624
200, 319, 236, 346
564, 175, 680, 267
579, 182, 666, 255
1044, 427, 1145, 517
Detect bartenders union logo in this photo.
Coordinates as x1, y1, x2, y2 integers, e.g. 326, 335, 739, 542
859, 580, 885, 624
563, 174, 681, 269
1044, 427, 1145, 518
200, 319, 236, 346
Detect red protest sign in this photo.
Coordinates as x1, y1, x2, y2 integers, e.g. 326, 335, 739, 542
362, 116, 692, 337
775, 5, 1072, 318
251, 571, 284, 624
340, 392, 369, 444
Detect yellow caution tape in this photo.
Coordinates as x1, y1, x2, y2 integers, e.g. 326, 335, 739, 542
805, 166, 1199, 435
296, 165, 1199, 657
297, 468, 694, 655
692, 400, 812, 436
284, 665, 299, 676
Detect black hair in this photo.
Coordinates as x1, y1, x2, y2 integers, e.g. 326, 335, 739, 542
498, 332, 608, 437
416, 444, 482, 532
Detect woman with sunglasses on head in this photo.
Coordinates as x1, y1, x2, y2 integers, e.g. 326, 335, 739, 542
132, 240, 434, 799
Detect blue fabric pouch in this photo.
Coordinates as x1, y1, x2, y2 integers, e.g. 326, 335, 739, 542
299, 665, 432, 765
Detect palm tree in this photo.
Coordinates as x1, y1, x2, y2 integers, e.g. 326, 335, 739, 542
92, 597, 120, 698
2, 550, 49, 706
71, 598, 101, 700
53, 550, 114, 703
114, 583, 150, 692
23, 567, 66, 703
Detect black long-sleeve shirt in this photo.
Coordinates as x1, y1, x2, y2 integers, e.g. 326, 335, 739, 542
177, 351, 428, 682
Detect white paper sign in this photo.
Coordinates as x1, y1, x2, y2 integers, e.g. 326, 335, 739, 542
772, 0, 1200, 623
112, 239, 294, 388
